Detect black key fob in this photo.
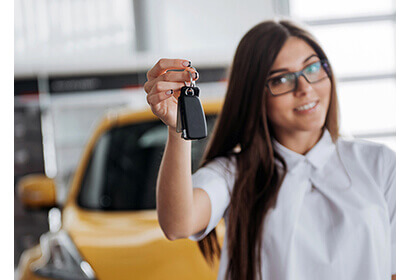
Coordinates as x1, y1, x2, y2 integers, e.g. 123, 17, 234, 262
176, 85, 207, 140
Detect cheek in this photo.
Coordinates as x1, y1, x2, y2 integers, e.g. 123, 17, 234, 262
266, 96, 294, 125
318, 80, 332, 107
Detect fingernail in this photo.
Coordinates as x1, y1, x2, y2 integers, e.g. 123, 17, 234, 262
182, 61, 191, 67
166, 89, 173, 95
191, 71, 198, 80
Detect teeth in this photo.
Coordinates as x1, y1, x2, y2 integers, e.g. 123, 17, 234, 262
295, 101, 317, 111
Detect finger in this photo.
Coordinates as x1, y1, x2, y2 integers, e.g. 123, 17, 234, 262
146, 87, 183, 105
146, 89, 176, 108
166, 68, 199, 82
151, 81, 186, 96
144, 69, 198, 93
147, 83, 184, 107
147, 58, 191, 80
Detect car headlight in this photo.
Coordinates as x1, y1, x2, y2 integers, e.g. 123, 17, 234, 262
30, 230, 97, 280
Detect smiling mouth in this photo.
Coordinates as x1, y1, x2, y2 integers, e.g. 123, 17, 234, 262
294, 100, 319, 112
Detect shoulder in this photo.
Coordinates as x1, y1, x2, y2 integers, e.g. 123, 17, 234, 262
337, 136, 395, 163
336, 136, 395, 184
193, 154, 238, 187
203, 154, 237, 173
205, 155, 238, 183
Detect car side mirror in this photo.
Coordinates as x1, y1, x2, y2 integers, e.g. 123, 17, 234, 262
17, 174, 57, 209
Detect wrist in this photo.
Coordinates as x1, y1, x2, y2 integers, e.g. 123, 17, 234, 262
168, 127, 192, 143
168, 126, 182, 139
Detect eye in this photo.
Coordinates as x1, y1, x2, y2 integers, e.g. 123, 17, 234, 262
305, 62, 321, 74
269, 74, 291, 85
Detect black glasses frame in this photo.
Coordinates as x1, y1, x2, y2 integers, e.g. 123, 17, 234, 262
265, 59, 331, 97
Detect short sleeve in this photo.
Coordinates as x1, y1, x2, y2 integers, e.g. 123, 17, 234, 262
188, 155, 237, 241
382, 145, 396, 275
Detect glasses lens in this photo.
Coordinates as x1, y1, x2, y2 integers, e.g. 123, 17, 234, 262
267, 73, 295, 95
303, 61, 328, 83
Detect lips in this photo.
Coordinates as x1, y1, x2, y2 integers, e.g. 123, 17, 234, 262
294, 100, 319, 112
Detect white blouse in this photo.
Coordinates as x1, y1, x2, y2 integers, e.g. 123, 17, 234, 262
188, 128, 396, 280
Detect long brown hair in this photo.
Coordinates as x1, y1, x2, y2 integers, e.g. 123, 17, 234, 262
197, 19, 340, 280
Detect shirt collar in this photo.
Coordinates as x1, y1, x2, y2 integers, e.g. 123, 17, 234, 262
272, 128, 335, 171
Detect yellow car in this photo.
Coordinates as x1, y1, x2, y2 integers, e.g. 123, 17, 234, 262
16, 100, 224, 280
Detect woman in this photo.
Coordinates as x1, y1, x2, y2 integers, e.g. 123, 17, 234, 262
144, 19, 396, 280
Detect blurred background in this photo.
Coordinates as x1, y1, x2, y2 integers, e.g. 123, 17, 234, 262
14, 0, 396, 273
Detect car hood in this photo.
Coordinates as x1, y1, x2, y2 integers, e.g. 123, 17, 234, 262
62, 205, 220, 280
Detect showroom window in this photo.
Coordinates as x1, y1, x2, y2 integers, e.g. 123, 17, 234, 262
283, 0, 396, 149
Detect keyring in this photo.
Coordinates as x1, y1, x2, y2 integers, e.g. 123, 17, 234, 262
184, 66, 197, 88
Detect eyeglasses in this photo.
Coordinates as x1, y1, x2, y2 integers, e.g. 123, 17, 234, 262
265, 59, 331, 97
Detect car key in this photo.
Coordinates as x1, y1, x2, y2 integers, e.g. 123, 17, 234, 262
176, 68, 207, 140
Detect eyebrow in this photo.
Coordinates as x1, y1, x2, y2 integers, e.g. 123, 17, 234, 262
268, 54, 319, 76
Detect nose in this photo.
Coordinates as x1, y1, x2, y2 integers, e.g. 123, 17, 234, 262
294, 74, 313, 97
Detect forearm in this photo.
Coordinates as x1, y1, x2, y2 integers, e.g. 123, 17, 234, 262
156, 127, 194, 240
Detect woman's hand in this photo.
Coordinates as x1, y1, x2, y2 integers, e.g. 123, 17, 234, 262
144, 58, 198, 130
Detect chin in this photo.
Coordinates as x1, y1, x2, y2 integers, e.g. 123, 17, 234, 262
296, 120, 325, 132
269, 114, 327, 134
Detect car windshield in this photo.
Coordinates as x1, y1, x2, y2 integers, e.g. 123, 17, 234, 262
77, 115, 217, 211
